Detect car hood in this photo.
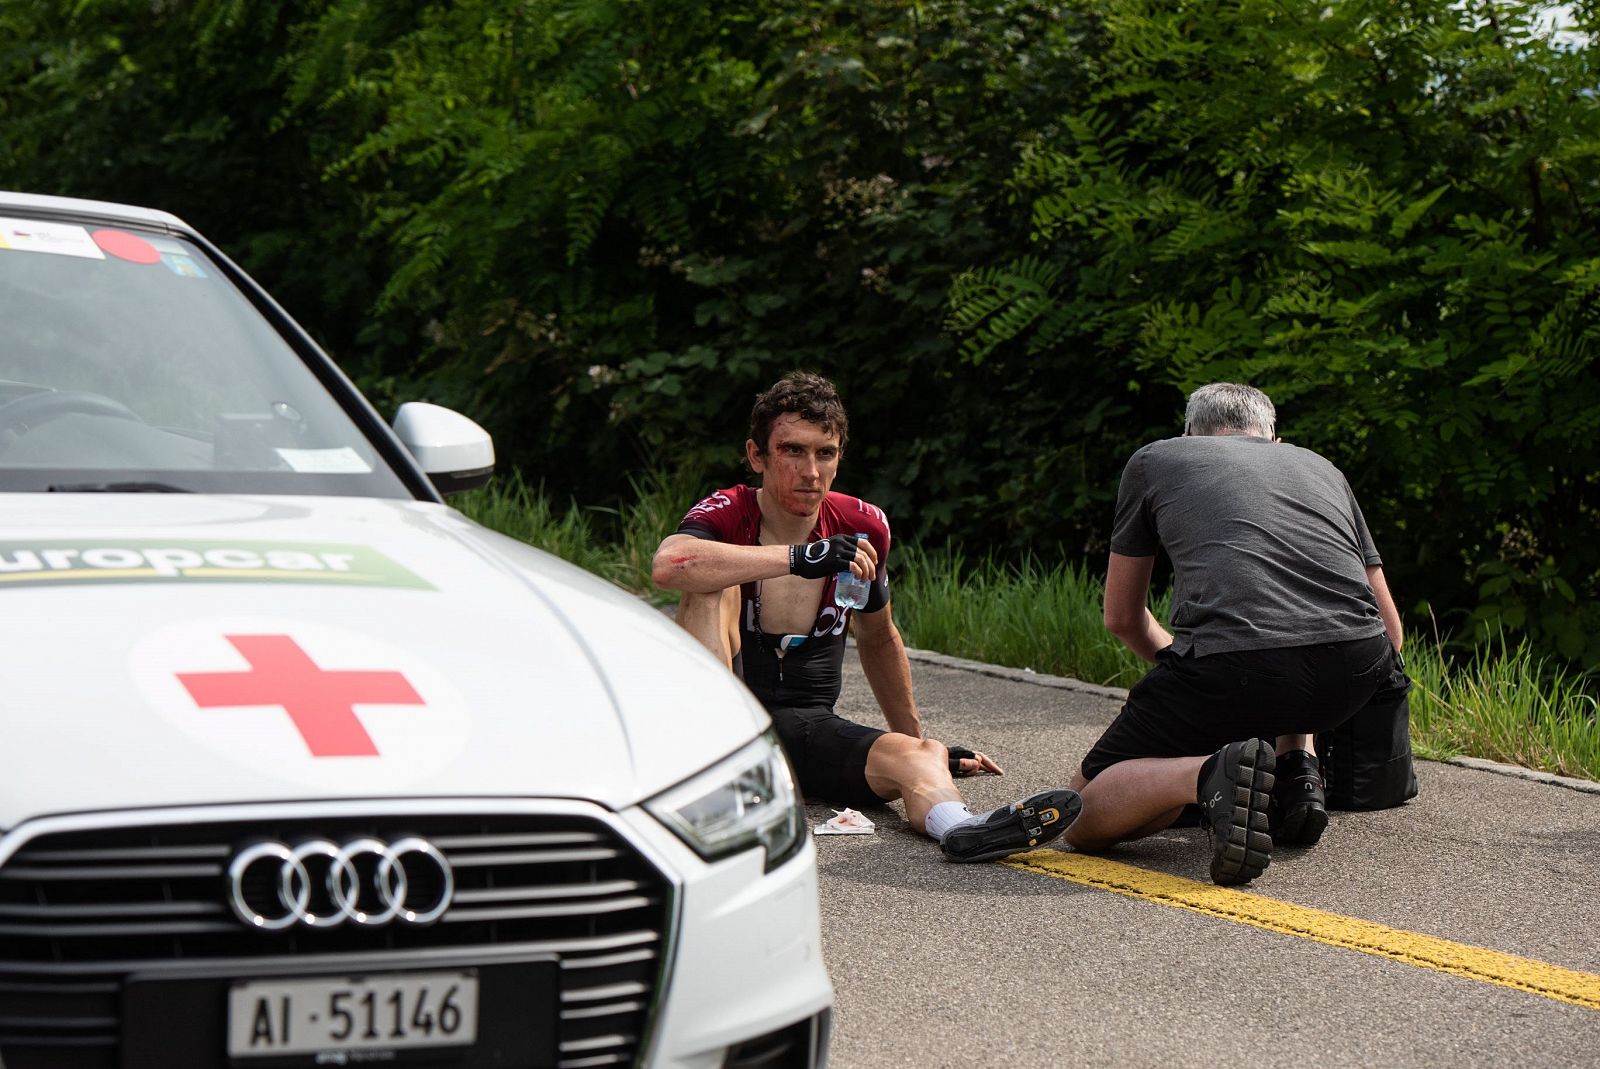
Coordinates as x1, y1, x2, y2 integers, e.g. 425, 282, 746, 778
0, 494, 766, 829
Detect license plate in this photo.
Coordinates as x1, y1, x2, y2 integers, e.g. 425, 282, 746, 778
227, 971, 479, 1058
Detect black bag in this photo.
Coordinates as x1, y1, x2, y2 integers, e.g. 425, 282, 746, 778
1317, 650, 1419, 810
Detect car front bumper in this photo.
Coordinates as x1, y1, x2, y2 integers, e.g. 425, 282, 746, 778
0, 797, 832, 1069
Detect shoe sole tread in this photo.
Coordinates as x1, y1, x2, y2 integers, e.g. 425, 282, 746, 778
1209, 740, 1275, 886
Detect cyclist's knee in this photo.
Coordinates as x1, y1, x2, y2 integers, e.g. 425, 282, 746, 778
876, 734, 947, 771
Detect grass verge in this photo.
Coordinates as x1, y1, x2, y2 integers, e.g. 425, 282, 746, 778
455, 468, 700, 596
457, 475, 1599, 783
889, 547, 1165, 690
1407, 639, 1600, 781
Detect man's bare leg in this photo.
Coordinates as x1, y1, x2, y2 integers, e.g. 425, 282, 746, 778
675, 587, 740, 666
863, 734, 1081, 863
861, 734, 959, 833
1064, 755, 1206, 851
1067, 742, 1277, 886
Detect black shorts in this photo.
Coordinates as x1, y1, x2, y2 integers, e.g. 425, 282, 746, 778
769, 705, 890, 809
1080, 633, 1396, 781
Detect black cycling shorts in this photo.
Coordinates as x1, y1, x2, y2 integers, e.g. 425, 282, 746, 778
1080, 633, 1396, 781
769, 705, 890, 809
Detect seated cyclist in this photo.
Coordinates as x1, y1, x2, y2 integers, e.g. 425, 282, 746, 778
651, 371, 1078, 862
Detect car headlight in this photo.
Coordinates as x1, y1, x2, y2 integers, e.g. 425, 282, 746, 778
645, 730, 803, 872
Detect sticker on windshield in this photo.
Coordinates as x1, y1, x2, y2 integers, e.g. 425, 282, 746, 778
161, 253, 207, 278
275, 447, 373, 474
0, 540, 433, 590
146, 237, 208, 277
0, 217, 106, 259
130, 618, 471, 788
91, 228, 161, 264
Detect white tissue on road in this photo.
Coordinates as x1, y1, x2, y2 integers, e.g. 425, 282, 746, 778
813, 808, 876, 835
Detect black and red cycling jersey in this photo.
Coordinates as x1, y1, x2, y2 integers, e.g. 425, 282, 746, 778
676, 484, 892, 710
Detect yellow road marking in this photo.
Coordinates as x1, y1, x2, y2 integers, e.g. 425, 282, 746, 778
1004, 850, 1600, 1012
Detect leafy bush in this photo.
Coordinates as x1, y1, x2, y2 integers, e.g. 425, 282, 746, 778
948, 0, 1600, 669
7, 0, 1597, 673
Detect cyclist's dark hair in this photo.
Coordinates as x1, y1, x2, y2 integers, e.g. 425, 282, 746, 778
748, 371, 849, 458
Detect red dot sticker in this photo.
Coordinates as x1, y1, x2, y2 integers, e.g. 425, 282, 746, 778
91, 229, 161, 265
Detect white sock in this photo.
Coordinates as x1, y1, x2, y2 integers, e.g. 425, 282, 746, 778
924, 800, 976, 843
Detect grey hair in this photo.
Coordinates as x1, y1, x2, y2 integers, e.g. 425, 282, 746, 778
1184, 383, 1276, 439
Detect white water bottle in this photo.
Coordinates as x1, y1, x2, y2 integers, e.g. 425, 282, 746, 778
833, 533, 871, 609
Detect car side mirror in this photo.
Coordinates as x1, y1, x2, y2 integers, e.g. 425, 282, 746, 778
392, 401, 495, 495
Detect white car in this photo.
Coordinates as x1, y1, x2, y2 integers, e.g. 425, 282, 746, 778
0, 192, 831, 1069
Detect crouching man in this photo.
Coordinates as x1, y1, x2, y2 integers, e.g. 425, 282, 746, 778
1062, 383, 1405, 885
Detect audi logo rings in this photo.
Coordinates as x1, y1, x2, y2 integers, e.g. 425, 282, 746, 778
226, 837, 454, 931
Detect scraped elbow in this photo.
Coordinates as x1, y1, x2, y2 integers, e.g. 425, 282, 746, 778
651, 538, 702, 591
650, 553, 685, 590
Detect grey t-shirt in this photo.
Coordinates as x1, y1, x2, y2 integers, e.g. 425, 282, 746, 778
1110, 434, 1385, 656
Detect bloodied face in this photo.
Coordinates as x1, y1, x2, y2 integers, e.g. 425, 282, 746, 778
747, 414, 841, 520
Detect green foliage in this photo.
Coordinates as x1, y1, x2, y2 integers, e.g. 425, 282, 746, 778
947, 0, 1600, 670
892, 547, 1168, 689
453, 467, 701, 597
2, 0, 1102, 535
451, 469, 619, 583
6, 0, 1599, 673
0, 0, 391, 363
276, 0, 775, 486
1408, 633, 1600, 780
269, 0, 1109, 540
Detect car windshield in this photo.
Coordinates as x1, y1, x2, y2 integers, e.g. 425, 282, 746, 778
0, 212, 411, 496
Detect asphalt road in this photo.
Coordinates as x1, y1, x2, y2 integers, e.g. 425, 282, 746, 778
811, 646, 1600, 1069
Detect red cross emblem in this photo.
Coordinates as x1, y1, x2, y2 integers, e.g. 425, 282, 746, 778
177, 634, 424, 757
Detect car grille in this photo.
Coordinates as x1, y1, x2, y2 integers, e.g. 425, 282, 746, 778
0, 812, 673, 1068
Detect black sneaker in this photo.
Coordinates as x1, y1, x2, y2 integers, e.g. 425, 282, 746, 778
1271, 749, 1328, 847
1197, 740, 1276, 886
940, 789, 1082, 863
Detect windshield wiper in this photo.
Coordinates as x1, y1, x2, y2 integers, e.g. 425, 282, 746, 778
47, 481, 195, 493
